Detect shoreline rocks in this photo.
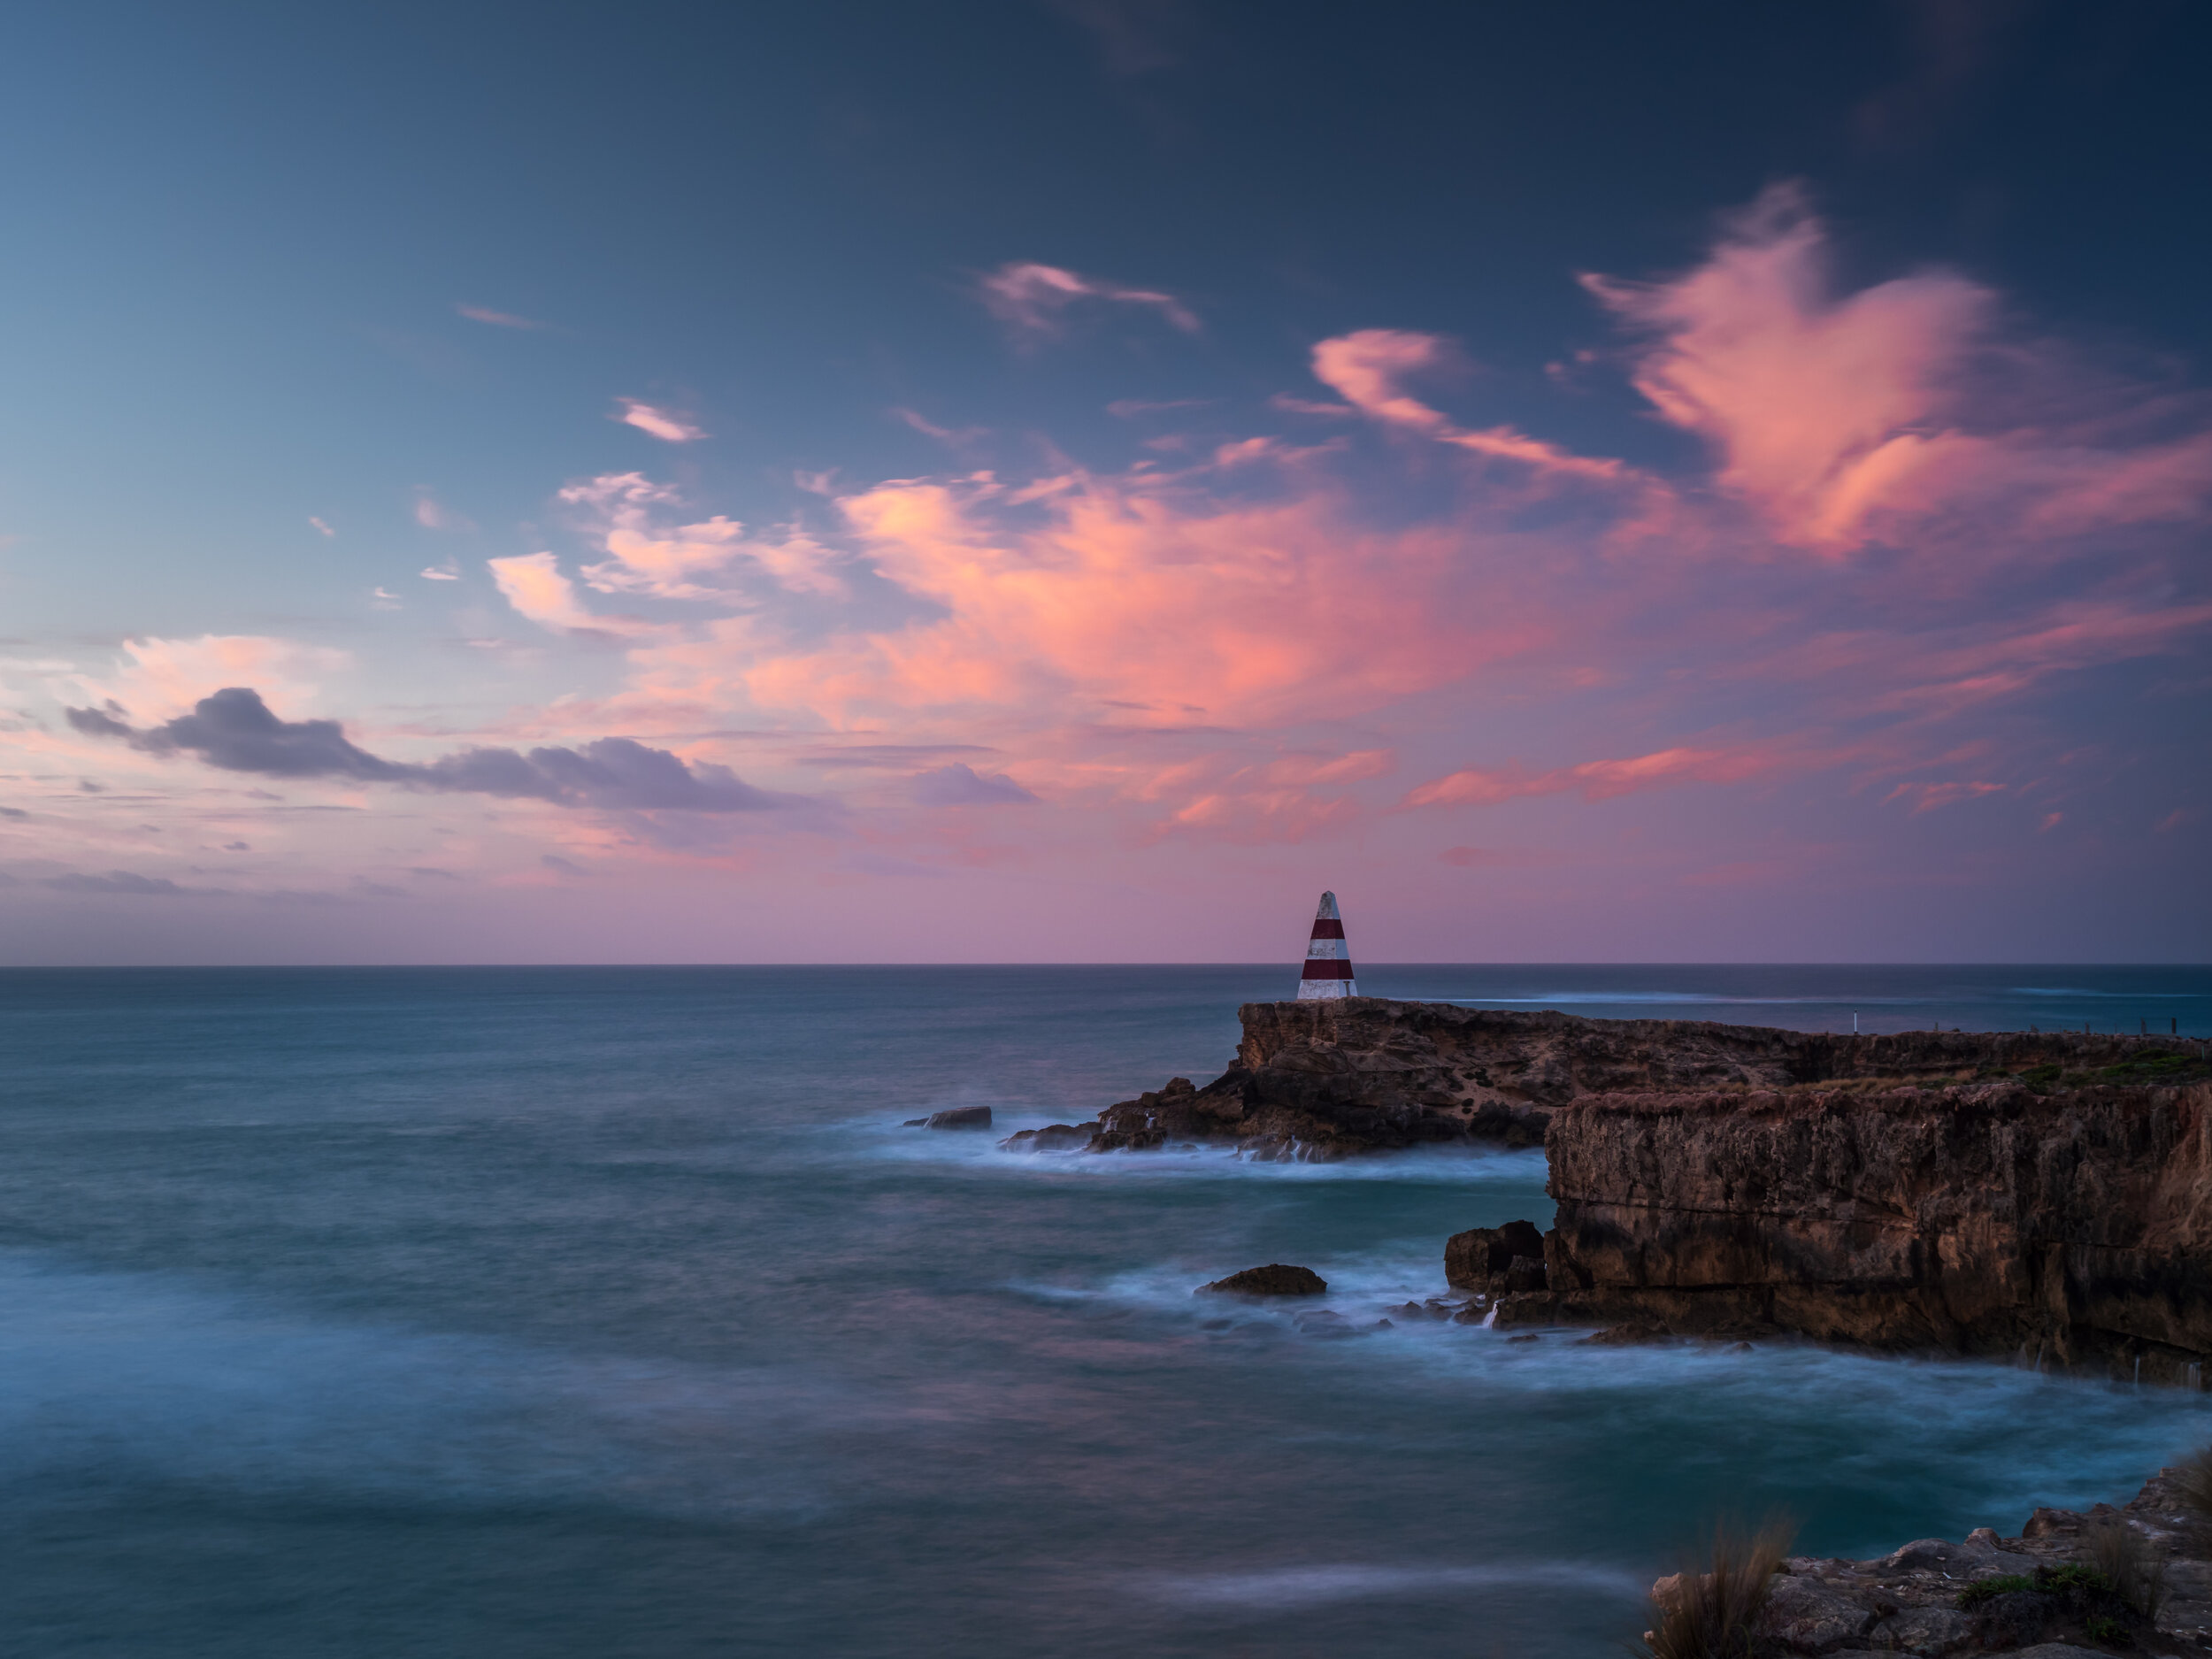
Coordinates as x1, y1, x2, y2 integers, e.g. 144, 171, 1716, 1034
1696, 1463, 2212, 1655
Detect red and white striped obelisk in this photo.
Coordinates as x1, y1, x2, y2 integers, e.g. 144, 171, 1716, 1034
1294, 890, 1357, 1000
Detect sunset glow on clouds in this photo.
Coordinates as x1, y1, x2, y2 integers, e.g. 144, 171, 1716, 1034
0, 5, 2205, 962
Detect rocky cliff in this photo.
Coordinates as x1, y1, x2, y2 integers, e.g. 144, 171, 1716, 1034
1528, 1066, 2212, 1377
1057, 997, 2212, 1371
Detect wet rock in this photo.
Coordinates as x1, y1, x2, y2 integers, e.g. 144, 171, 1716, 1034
1444, 1219, 1548, 1292
1962, 1527, 2002, 1550
1866, 1604, 1973, 1655
1195, 1263, 1327, 1298
1579, 1319, 1671, 1347
1756, 1574, 1878, 1651
918, 1105, 992, 1130
1505, 1333, 1540, 1343
999, 1123, 1094, 1152
1993, 1645, 2106, 1657
1372, 1318, 1393, 1330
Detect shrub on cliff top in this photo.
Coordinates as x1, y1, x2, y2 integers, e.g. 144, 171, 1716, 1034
2085, 1515, 2166, 1622
2170, 1443, 2212, 1533
1636, 1519, 1793, 1659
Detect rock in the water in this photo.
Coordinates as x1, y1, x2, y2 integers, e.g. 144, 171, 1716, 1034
1579, 1319, 1671, 1347
999, 1122, 1093, 1152
1195, 1263, 1326, 1298
1444, 1218, 1548, 1291
919, 1106, 992, 1131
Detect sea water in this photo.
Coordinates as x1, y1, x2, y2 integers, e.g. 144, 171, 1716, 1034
0, 964, 2206, 1657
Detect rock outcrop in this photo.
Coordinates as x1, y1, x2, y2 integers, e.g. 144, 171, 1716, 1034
1444, 1219, 1549, 1294
1708, 1464, 2212, 1655
1066, 997, 2212, 1371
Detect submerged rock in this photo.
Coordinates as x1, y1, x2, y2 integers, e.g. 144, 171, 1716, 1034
918, 1105, 992, 1130
998, 1122, 1094, 1152
1195, 1263, 1326, 1298
1578, 1320, 1671, 1347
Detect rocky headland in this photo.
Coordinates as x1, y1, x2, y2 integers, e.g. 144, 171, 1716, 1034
1033, 997, 2212, 1377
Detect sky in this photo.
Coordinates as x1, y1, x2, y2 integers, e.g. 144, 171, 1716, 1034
1, 0, 2207, 964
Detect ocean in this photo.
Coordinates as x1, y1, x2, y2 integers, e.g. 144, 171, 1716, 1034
0, 964, 2208, 1657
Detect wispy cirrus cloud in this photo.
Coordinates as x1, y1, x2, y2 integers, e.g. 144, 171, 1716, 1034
614, 398, 707, 443
1310, 329, 1628, 481
455, 303, 549, 330
977, 261, 1199, 341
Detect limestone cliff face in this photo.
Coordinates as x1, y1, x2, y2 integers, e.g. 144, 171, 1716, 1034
1535, 1075, 2212, 1374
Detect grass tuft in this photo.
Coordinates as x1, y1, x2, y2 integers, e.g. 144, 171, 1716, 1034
1635, 1518, 1795, 1659
1955, 1571, 2038, 1608
2171, 1443, 2212, 1533
2086, 1516, 2166, 1622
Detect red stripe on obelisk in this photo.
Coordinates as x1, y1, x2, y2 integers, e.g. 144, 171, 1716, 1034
1309, 919, 1346, 940
1301, 960, 1356, 979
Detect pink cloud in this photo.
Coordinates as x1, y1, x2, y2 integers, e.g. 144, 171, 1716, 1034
978, 261, 1200, 340
1400, 744, 1801, 810
1310, 329, 1627, 482
1588, 183, 2212, 553
563, 472, 847, 600
614, 399, 706, 443
487, 552, 639, 636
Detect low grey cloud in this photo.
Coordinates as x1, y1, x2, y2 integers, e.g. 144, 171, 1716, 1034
42, 871, 210, 897
910, 763, 1040, 806
68, 688, 814, 815
70, 689, 399, 780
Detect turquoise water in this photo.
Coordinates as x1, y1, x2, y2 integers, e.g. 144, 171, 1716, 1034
0, 964, 2207, 1657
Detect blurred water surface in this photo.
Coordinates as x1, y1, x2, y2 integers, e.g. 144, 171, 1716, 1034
0, 964, 2205, 1657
